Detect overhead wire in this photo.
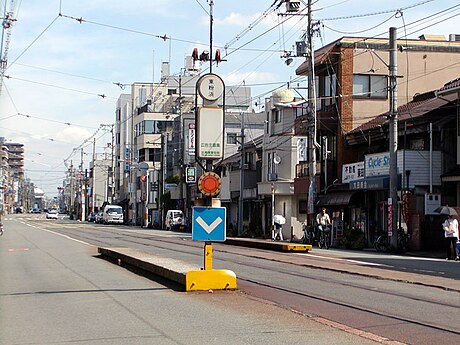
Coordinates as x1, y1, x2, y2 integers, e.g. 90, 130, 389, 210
13, 62, 130, 89
3, 74, 117, 99
317, 0, 434, 21
7, 0, 459, 193
6, 15, 60, 70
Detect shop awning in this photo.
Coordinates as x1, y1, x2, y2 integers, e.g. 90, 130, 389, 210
316, 190, 357, 206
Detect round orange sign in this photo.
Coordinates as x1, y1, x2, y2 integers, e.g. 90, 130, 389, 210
198, 172, 221, 197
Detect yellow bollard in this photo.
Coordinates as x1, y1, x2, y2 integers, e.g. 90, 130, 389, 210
185, 241, 237, 291
204, 242, 213, 270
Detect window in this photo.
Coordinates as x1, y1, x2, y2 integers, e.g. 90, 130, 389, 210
353, 74, 387, 98
138, 149, 146, 163
299, 200, 308, 214
409, 138, 424, 150
144, 120, 161, 134
274, 109, 281, 123
244, 151, 253, 167
148, 148, 161, 162
323, 73, 337, 106
266, 111, 270, 133
135, 121, 162, 136
227, 133, 237, 145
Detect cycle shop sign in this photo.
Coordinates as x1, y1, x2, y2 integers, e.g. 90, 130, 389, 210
365, 152, 390, 177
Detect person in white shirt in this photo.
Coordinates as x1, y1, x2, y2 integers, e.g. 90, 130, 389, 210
442, 215, 459, 260
316, 208, 331, 236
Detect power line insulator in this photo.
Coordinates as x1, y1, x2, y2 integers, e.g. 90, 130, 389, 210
215, 49, 221, 65
192, 48, 199, 61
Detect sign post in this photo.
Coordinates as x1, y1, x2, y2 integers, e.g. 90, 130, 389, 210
186, 205, 236, 291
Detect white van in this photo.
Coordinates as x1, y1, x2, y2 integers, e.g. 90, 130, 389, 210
165, 210, 184, 231
103, 205, 124, 224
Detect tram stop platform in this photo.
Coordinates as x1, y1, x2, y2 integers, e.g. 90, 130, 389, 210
98, 247, 237, 292
225, 237, 312, 252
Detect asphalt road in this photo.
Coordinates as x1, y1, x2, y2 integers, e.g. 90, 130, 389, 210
1, 215, 384, 345
2, 213, 460, 345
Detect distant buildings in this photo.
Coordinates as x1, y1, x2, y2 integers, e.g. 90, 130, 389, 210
0, 138, 33, 214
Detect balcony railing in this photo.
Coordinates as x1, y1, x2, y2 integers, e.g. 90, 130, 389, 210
296, 163, 309, 178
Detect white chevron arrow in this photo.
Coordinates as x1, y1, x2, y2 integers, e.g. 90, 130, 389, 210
196, 216, 223, 234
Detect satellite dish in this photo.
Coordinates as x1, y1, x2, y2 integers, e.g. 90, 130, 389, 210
273, 154, 281, 165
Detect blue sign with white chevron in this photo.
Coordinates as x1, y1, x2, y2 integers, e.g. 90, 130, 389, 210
192, 206, 226, 242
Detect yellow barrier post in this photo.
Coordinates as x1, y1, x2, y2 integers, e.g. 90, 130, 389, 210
204, 242, 213, 270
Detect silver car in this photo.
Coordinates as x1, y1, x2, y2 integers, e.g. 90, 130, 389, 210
46, 210, 59, 219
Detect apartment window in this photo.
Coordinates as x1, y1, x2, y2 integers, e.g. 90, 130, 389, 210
227, 133, 237, 145
353, 74, 387, 98
299, 200, 308, 214
244, 151, 253, 167
148, 148, 161, 162
138, 149, 146, 163
323, 74, 337, 106
266, 111, 270, 133
274, 109, 281, 123
267, 153, 272, 175
315, 76, 321, 111
144, 120, 161, 134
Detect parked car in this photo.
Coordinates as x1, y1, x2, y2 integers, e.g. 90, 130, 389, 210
165, 210, 184, 231
46, 209, 59, 219
32, 208, 40, 214
87, 212, 96, 222
95, 212, 104, 224
102, 205, 124, 224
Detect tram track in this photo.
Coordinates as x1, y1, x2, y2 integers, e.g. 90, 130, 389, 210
22, 219, 460, 344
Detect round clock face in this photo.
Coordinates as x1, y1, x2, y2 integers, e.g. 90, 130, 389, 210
198, 74, 224, 101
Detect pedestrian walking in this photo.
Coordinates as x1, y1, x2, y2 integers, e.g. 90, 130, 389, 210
442, 215, 459, 260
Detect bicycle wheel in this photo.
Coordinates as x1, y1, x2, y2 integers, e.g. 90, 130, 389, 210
318, 233, 324, 248
323, 232, 330, 249
398, 233, 409, 252
301, 233, 308, 244
376, 235, 389, 252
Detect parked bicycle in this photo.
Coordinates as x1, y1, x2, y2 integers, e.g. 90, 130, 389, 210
374, 230, 409, 253
301, 223, 315, 245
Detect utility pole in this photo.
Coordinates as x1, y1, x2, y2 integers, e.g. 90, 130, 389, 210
389, 27, 398, 251
238, 112, 245, 236
178, 74, 184, 214
110, 125, 114, 204
307, 0, 317, 221
80, 148, 85, 221
91, 138, 96, 212
209, 0, 214, 74
70, 160, 73, 218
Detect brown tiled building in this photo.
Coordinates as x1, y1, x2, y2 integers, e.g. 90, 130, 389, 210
292, 34, 460, 249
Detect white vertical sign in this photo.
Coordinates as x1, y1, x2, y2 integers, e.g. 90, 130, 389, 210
188, 123, 195, 155
196, 107, 224, 159
297, 137, 307, 163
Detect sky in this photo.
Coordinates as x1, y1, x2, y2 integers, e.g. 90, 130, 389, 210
1, 0, 459, 197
